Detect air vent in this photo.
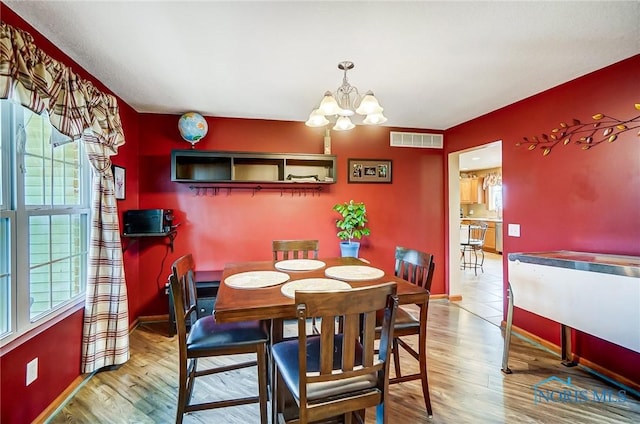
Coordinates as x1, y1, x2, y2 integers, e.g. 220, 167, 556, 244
390, 131, 443, 149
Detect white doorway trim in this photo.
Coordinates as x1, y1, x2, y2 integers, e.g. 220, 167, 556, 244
447, 140, 502, 298
447, 151, 463, 298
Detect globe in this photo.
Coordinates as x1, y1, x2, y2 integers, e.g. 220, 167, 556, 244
178, 112, 208, 147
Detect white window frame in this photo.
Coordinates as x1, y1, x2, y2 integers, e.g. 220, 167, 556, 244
0, 100, 91, 348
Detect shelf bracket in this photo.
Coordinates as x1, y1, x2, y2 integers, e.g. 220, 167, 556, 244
122, 231, 177, 252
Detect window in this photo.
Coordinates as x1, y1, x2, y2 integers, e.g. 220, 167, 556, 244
0, 99, 90, 343
487, 184, 503, 212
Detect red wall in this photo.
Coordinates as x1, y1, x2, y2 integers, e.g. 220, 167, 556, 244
1, 4, 141, 422
133, 115, 446, 315
0, 311, 84, 424
5, 0, 637, 420
444, 55, 640, 384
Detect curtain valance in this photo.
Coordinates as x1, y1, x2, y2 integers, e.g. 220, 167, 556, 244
0, 21, 124, 153
482, 172, 502, 189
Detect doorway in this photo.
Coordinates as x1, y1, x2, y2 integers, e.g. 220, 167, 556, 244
447, 141, 503, 326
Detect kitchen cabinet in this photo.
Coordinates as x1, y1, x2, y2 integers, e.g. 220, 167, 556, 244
460, 177, 479, 204
484, 223, 496, 252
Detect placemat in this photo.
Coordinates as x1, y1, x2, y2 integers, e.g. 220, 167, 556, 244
275, 259, 326, 271
281, 278, 352, 299
324, 265, 385, 281
224, 270, 290, 289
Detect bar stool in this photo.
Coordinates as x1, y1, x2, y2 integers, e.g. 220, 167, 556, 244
460, 222, 488, 275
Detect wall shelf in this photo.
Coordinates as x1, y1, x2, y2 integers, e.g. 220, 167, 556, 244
121, 230, 177, 252
171, 150, 337, 185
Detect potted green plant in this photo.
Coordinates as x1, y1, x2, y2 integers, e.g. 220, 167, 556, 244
333, 200, 370, 257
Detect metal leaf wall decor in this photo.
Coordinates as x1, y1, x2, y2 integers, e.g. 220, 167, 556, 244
517, 103, 640, 156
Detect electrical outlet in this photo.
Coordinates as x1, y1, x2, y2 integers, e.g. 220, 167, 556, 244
508, 223, 521, 237
26, 357, 38, 386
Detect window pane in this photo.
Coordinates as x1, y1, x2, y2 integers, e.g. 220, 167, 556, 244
65, 159, 81, 204
30, 263, 51, 317
488, 185, 503, 211
0, 217, 10, 336
52, 160, 65, 205
51, 215, 71, 260
24, 109, 51, 158
23, 111, 82, 207
24, 155, 45, 205
29, 214, 87, 321
29, 216, 51, 266
0, 111, 3, 208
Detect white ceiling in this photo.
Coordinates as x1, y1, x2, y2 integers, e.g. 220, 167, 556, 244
5, 1, 639, 130
459, 140, 502, 171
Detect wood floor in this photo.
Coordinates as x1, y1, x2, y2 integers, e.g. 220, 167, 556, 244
47, 302, 640, 424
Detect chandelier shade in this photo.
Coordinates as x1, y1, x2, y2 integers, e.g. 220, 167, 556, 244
306, 61, 386, 130
355, 91, 384, 115
318, 92, 342, 116
305, 109, 330, 127
363, 112, 388, 125
333, 116, 356, 131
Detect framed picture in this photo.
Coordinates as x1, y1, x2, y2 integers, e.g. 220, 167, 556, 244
348, 159, 392, 183
113, 165, 126, 200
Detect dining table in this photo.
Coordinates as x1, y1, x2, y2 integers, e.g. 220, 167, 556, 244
214, 256, 430, 422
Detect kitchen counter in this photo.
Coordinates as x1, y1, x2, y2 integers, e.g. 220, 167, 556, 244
461, 217, 502, 222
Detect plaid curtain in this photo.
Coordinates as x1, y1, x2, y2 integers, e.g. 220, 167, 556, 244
0, 22, 129, 372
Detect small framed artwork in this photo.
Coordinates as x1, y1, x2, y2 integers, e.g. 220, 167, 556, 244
113, 165, 126, 200
348, 159, 392, 183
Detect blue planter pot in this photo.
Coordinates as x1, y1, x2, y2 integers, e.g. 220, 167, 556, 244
339, 241, 360, 258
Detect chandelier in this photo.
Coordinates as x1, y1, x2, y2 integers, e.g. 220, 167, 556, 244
305, 61, 387, 131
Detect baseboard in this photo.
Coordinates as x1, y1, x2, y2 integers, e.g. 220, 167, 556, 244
137, 314, 169, 324
31, 373, 93, 424
448, 294, 463, 301
429, 293, 448, 300
502, 321, 640, 395
128, 317, 139, 332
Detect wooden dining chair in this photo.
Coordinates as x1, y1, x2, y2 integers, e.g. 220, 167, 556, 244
169, 254, 269, 424
378, 246, 435, 418
272, 239, 319, 260
272, 282, 398, 424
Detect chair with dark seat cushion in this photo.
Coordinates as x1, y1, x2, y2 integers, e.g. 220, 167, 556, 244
272, 282, 398, 424
376, 246, 435, 418
272, 239, 319, 260
169, 254, 269, 424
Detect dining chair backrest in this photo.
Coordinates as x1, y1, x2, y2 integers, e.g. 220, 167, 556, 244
272, 239, 319, 260
171, 254, 198, 329
394, 246, 435, 292
293, 282, 398, 422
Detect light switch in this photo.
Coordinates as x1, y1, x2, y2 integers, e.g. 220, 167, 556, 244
508, 224, 521, 237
